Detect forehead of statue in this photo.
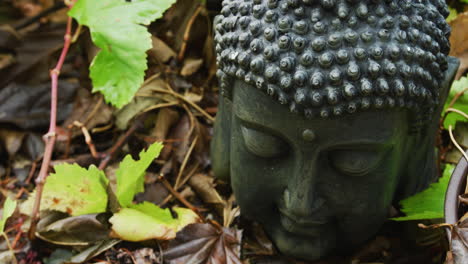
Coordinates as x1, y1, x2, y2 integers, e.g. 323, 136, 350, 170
232, 80, 408, 148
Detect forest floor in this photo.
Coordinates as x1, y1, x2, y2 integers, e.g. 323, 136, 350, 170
0, 0, 468, 264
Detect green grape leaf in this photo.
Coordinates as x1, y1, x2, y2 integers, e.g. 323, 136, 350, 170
21, 164, 109, 216
0, 197, 16, 234
443, 76, 468, 129
392, 165, 454, 221
109, 202, 199, 241
115, 142, 163, 207
69, 0, 176, 108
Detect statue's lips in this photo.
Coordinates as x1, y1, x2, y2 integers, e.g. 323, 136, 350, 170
278, 208, 330, 236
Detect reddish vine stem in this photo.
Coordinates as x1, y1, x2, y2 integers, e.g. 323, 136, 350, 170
28, 8, 74, 239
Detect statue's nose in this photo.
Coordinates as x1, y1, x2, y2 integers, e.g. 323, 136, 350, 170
282, 152, 325, 216
282, 188, 325, 217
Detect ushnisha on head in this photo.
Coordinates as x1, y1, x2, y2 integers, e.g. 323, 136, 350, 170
211, 0, 459, 261
215, 0, 451, 131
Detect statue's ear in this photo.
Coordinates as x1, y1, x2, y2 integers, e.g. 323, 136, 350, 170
442, 56, 460, 93
211, 95, 232, 181
395, 57, 460, 199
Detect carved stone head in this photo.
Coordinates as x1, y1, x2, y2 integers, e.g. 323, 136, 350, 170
211, 0, 459, 260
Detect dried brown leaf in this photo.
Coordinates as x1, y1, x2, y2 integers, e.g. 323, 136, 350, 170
449, 218, 468, 264
171, 114, 192, 163
242, 222, 276, 258
459, 194, 468, 206
63, 88, 113, 138
0, 82, 77, 129
0, 54, 15, 71
35, 211, 110, 246
151, 108, 180, 142
164, 223, 242, 264
0, 25, 20, 51
449, 12, 468, 57
188, 173, 225, 216
0, 25, 65, 87
0, 129, 25, 157
149, 36, 176, 63
181, 58, 203, 77
115, 77, 173, 130
449, 12, 468, 79
132, 248, 162, 264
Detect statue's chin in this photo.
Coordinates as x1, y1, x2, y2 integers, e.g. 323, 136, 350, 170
265, 220, 337, 261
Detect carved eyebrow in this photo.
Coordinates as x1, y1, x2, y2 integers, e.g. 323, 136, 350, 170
329, 142, 394, 150
233, 102, 269, 124
237, 116, 287, 141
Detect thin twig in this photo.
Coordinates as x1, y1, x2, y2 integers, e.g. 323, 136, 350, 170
448, 87, 468, 110
83, 96, 103, 126
15, 160, 38, 199
178, 5, 204, 62
138, 89, 214, 122
141, 72, 161, 87
28, 8, 75, 239
160, 161, 200, 206
448, 125, 468, 163
441, 87, 468, 126
178, 161, 200, 191
121, 248, 137, 264
98, 121, 140, 170
158, 175, 205, 222
71, 24, 82, 43
11, 228, 22, 250
14, 1, 66, 30
72, 121, 100, 158
175, 135, 198, 189
448, 125, 468, 194
141, 102, 179, 114
181, 103, 196, 143
446, 108, 468, 121
2, 233, 18, 264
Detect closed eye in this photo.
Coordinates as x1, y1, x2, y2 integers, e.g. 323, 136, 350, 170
241, 126, 288, 158
329, 149, 385, 177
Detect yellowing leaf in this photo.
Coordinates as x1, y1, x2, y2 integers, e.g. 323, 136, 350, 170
116, 142, 163, 207
109, 202, 199, 241
69, 0, 176, 108
22, 164, 109, 216
0, 197, 16, 234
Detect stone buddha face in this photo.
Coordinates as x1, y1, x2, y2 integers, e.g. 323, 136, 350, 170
211, 0, 459, 260
231, 81, 408, 259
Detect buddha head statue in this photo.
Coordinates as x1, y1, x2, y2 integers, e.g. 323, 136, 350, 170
211, 0, 460, 260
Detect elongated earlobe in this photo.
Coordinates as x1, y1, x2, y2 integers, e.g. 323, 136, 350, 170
442, 57, 461, 95
211, 96, 232, 181
396, 56, 460, 199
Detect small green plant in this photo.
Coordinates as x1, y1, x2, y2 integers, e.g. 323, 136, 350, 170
443, 76, 468, 129
0, 197, 16, 234
1, 197, 17, 264
69, 0, 176, 108
22, 142, 198, 241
